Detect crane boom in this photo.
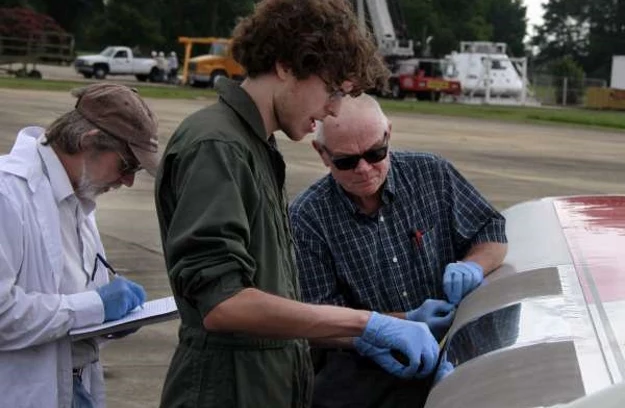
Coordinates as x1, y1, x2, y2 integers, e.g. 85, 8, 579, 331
352, 0, 413, 59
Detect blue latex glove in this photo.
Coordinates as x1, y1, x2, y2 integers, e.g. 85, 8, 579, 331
406, 299, 455, 341
443, 261, 484, 305
434, 359, 455, 385
96, 277, 146, 322
354, 312, 439, 379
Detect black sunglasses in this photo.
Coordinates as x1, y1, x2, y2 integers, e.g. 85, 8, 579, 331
322, 132, 389, 171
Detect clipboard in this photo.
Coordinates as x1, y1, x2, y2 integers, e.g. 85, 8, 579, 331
69, 296, 179, 341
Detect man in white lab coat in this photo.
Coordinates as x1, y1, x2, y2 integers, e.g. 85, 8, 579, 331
0, 83, 160, 408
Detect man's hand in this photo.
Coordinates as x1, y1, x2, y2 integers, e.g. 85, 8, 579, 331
96, 277, 146, 322
443, 261, 483, 305
406, 299, 455, 341
354, 312, 439, 379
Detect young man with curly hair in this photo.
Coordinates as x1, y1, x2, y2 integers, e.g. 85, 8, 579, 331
155, 1, 442, 407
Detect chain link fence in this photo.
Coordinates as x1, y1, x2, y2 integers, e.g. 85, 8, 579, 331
528, 73, 608, 107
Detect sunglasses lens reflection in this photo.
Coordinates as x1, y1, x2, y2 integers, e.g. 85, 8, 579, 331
364, 146, 388, 163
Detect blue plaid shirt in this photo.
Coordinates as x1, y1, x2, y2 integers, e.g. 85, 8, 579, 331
289, 151, 507, 313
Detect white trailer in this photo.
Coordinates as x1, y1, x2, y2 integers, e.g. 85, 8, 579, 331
610, 55, 625, 90
442, 41, 535, 105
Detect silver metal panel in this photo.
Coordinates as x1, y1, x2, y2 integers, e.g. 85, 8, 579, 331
501, 197, 572, 271
425, 341, 585, 408
423, 196, 625, 407
424, 266, 611, 407
449, 267, 562, 336
556, 264, 614, 394
445, 298, 572, 367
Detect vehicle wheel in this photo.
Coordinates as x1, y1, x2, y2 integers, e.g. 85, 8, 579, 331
415, 91, 428, 101
390, 82, 405, 100
94, 66, 107, 79
135, 74, 148, 82
149, 68, 160, 82
189, 77, 208, 88
82, 73, 93, 79
27, 70, 42, 79
210, 70, 228, 88
432, 92, 442, 102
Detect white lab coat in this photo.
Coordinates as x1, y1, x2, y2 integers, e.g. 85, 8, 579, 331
0, 127, 108, 408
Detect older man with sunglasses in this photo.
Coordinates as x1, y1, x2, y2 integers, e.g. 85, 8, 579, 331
0, 83, 158, 408
289, 94, 508, 408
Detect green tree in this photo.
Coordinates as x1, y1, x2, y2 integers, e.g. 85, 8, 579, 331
533, 0, 625, 80
159, 0, 254, 55
396, 0, 437, 55
43, 0, 104, 37
428, 0, 492, 56
485, 0, 526, 56
532, 0, 588, 66
399, 0, 526, 57
83, 0, 165, 52
549, 55, 584, 104
0, 0, 28, 6
583, 0, 625, 78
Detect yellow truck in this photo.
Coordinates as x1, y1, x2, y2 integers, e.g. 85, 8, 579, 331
178, 36, 245, 87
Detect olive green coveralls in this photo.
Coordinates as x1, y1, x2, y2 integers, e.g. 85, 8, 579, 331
155, 79, 313, 407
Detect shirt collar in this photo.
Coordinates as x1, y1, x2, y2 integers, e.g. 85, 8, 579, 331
215, 78, 271, 144
36, 136, 95, 215
383, 152, 397, 201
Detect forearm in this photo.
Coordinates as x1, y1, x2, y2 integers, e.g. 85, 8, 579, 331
306, 310, 409, 347
203, 288, 371, 339
463, 242, 507, 276
0, 287, 103, 350
309, 337, 355, 348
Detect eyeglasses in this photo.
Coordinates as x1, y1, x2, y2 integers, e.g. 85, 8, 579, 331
323, 78, 349, 104
328, 88, 347, 103
116, 150, 142, 176
91, 253, 120, 281
322, 132, 389, 171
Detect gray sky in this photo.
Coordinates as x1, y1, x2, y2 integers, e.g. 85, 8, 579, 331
525, 0, 546, 30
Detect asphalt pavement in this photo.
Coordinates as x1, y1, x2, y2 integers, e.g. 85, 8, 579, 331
0, 87, 624, 407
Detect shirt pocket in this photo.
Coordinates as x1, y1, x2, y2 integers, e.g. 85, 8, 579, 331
413, 225, 444, 298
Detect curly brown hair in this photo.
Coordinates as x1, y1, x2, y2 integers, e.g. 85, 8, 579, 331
231, 0, 389, 94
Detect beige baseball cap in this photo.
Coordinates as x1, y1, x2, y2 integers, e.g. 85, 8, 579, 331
72, 83, 160, 176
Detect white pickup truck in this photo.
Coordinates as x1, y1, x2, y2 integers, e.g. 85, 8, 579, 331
73, 46, 159, 81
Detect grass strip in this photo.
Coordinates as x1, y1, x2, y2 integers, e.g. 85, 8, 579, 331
1, 77, 623, 131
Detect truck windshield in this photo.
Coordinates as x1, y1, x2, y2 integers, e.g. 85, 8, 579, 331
209, 43, 227, 57
100, 47, 116, 57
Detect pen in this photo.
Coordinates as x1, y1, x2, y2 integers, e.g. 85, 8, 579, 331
96, 253, 119, 278
94, 254, 144, 309
411, 228, 423, 248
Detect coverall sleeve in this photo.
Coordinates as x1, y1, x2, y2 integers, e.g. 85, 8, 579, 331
289, 204, 348, 307
0, 192, 103, 351
162, 140, 259, 318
